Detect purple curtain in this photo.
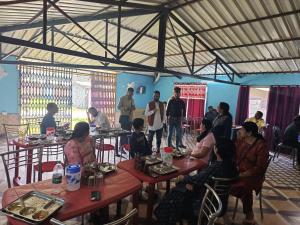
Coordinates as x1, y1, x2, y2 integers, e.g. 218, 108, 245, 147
235, 86, 250, 125
265, 86, 300, 148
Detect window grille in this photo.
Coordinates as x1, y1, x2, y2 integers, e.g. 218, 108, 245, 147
91, 72, 116, 126
19, 66, 72, 134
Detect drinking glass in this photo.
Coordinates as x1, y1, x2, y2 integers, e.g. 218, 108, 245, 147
151, 147, 157, 159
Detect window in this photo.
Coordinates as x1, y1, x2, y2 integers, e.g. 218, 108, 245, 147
20, 66, 72, 134
91, 72, 116, 125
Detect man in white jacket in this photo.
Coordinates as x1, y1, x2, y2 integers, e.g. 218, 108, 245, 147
145, 91, 166, 152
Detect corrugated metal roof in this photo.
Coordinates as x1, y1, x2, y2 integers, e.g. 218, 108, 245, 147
0, 0, 299, 76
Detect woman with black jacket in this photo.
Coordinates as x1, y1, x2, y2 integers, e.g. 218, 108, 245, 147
154, 138, 238, 225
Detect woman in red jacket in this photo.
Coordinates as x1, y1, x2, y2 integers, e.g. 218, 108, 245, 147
231, 121, 269, 225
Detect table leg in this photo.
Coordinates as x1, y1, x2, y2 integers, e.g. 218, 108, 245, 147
166, 180, 171, 193
132, 190, 139, 225
101, 137, 105, 163
26, 148, 33, 184
146, 183, 155, 224
115, 135, 119, 156
14, 146, 20, 179
37, 147, 43, 181
116, 200, 122, 218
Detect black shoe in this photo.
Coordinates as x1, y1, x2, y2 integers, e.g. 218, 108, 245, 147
168, 144, 175, 149
179, 144, 187, 149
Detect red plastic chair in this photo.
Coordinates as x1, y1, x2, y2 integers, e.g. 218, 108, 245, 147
33, 145, 65, 182
96, 143, 115, 163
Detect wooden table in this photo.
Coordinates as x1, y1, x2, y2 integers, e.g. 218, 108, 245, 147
2, 169, 142, 225
117, 157, 207, 224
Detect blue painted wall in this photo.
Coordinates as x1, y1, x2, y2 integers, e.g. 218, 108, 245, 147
239, 73, 300, 85
114, 72, 300, 120
154, 76, 240, 119
116, 73, 154, 110
0, 56, 19, 113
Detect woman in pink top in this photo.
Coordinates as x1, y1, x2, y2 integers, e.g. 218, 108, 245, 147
64, 122, 96, 167
191, 119, 216, 163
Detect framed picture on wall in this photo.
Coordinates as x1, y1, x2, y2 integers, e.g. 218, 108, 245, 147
136, 85, 146, 94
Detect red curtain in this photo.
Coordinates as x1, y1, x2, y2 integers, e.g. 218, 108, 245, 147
187, 99, 205, 118
235, 86, 250, 125
265, 86, 300, 149
174, 83, 206, 130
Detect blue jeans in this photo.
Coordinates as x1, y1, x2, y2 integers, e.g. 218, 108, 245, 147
168, 117, 182, 149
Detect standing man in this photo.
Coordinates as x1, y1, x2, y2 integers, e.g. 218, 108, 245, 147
117, 87, 136, 153
41, 102, 58, 134
166, 87, 186, 150
145, 91, 165, 151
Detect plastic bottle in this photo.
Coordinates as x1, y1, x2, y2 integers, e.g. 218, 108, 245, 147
52, 161, 64, 194
163, 147, 173, 166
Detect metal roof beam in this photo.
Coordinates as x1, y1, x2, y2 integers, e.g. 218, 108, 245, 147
156, 10, 168, 70
166, 9, 300, 40
76, 0, 163, 10
0, 9, 156, 33
0, 34, 240, 85
169, 12, 241, 77
0, 59, 239, 85
119, 13, 161, 59
0, 34, 179, 74
0, 0, 39, 6
51, 29, 153, 57
167, 56, 300, 68
165, 37, 300, 57
227, 56, 300, 64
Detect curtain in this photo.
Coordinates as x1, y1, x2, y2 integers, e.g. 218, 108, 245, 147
265, 86, 300, 148
174, 83, 207, 130
187, 99, 205, 118
235, 86, 250, 125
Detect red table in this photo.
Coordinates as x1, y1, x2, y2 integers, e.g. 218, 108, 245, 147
117, 157, 207, 224
13, 139, 66, 185
2, 169, 142, 225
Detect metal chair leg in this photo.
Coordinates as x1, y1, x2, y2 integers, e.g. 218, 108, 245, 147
232, 197, 238, 221
81, 214, 84, 225
259, 192, 263, 220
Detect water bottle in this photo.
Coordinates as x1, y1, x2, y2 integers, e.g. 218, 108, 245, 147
89, 124, 97, 136
52, 161, 64, 194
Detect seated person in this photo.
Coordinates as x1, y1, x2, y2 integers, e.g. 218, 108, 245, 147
129, 118, 152, 158
64, 122, 108, 225
204, 106, 218, 123
87, 107, 111, 129
40, 102, 58, 134
245, 111, 265, 132
231, 122, 269, 225
190, 119, 216, 163
283, 115, 300, 164
154, 138, 238, 225
64, 121, 96, 166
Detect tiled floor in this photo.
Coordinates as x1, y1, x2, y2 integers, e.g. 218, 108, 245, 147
0, 133, 299, 225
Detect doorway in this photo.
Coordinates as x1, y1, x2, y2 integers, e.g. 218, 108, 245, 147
248, 87, 270, 120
